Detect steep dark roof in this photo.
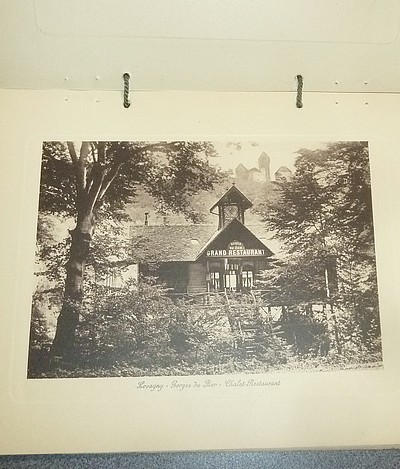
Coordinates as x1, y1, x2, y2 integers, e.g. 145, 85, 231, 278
130, 225, 216, 262
129, 222, 277, 263
209, 185, 253, 213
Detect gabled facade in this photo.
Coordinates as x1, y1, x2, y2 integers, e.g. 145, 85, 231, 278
130, 185, 274, 294
209, 185, 252, 229
197, 217, 273, 292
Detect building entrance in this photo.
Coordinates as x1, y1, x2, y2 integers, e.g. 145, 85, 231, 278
208, 259, 255, 292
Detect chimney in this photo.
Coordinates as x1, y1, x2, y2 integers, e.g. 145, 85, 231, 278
144, 212, 149, 226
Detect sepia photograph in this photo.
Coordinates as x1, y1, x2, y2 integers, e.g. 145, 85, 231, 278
28, 140, 383, 378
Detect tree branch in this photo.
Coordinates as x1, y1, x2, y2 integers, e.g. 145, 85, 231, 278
79, 142, 90, 164
86, 166, 105, 213
79, 142, 90, 189
96, 144, 133, 205
67, 142, 85, 195
67, 142, 79, 165
86, 142, 175, 211
97, 160, 124, 204
90, 143, 98, 163
98, 142, 106, 165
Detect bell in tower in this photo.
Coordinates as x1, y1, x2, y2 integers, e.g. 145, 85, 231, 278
209, 184, 253, 230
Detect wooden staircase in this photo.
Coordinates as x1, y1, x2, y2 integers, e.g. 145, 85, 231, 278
238, 322, 258, 357
169, 290, 288, 358
231, 294, 288, 358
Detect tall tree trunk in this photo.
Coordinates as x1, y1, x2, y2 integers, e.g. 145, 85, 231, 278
52, 212, 94, 359
51, 142, 123, 359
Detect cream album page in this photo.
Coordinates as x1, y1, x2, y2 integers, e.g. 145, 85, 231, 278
0, 89, 399, 454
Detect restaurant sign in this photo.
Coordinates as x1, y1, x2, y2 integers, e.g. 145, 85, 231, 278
206, 241, 265, 257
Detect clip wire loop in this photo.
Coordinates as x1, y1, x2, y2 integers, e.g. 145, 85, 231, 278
123, 73, 131, 108
296, 74, 304, 108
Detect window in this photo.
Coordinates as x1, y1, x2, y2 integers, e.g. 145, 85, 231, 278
210, 271, 220, 291
104, 269, 118, 288
225, 271, 237, 291
242, 269, 254, 289
223, 204, 241, 225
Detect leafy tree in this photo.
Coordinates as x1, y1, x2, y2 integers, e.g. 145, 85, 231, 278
258, 141, 380, 355
38, 141, 225, 358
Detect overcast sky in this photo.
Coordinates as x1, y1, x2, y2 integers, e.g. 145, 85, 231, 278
210, 140, 330, 176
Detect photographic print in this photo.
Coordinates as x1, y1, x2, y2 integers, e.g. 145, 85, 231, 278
28, 140, 383, 378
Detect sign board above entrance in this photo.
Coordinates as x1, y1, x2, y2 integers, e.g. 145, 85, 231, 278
206, 248, 266, 257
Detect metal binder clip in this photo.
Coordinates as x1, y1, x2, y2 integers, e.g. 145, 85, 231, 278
296, 75, 303, 108
123, 73, 131, 108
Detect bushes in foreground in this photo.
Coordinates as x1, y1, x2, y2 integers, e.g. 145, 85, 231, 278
28, 281, 382, 379
29, 281, 292, 377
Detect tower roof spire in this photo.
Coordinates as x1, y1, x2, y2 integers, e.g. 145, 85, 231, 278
210, 185, 252, 213
210, 185, 253, 230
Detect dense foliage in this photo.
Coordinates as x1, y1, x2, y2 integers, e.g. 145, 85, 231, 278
40, 141, 225, 221
36, 141, 226, 357
28, 280, 292, 378
257, 141, 381, 358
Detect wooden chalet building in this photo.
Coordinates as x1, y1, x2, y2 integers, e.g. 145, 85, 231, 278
130, 186, 274, 294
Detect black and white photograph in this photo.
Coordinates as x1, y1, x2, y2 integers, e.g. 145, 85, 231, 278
28, 140, 382, 379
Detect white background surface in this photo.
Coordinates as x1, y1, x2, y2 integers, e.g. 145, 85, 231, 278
1, 1, 400, 92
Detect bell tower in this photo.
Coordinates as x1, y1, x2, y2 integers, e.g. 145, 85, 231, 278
210, 184, 253, 230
